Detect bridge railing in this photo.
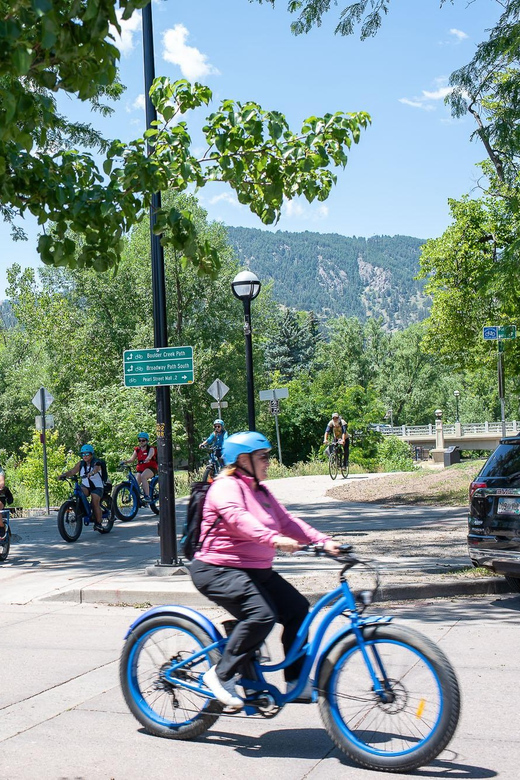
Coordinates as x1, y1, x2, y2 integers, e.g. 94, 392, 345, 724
373, 421, 519, 437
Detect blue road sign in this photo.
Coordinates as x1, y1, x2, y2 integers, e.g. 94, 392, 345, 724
483, 326, 498, 340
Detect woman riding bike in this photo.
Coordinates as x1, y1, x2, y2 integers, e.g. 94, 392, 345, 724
198, 419, 228, 466
122, 433, 158, 504
189, 431, 340, 710
59, 444, 104, 531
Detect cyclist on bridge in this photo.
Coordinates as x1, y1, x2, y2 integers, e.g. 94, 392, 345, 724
323, 412, 349, 468
122, 433, 158, 504
199, 419, 228, 465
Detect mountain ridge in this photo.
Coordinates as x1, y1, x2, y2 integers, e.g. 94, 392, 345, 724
226, 226, 429, 330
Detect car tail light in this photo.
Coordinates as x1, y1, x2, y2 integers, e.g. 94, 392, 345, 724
469, 481, 487, 499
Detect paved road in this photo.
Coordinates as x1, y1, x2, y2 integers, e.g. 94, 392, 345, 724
0, 474, 505, 606
1, 593, 518, 779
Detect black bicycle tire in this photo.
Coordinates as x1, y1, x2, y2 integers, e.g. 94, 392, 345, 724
340, 453, 349, 479
328, 451, 338, 480
98, 495, 115, 534
0, 526, 10, 562
112, 482, 139, 522
202, 466, 215, 483
120, 615, 223, 739
149, 477, 159, 515
318, 623, 460, 772
57, 499, 83, 542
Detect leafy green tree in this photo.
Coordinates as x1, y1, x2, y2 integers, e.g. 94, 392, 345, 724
1, 2, 370, 274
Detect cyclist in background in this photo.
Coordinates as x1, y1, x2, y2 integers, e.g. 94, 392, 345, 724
123, 433, 158, 504
323, 412, 349, 468
60, 444, 104, 531
199, 419, 228, 466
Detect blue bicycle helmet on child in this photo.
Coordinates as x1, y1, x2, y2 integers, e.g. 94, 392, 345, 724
222, 431, 271, 466
80, 444, 94, 455
213, 419, 225, 428
137, 432, 149, 441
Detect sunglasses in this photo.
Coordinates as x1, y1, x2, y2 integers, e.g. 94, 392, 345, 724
213, 425, 221, 429
256, 452, 270, 462
81, 452, 92, 457
138, 438, 148, 442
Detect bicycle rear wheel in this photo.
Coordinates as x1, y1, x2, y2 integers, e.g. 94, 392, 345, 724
328, 451, 338, 480
149, 477, 159, 515
340, 454, 349, 479
98, 495, 115, 534
120, 616, 223, 739
0, 526, 10, 562
57, 500, 83, 542
318, 623, 460, 772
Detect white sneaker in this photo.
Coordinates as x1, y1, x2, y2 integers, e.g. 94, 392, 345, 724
286, 678, 314, 702
203, 665, 243, 710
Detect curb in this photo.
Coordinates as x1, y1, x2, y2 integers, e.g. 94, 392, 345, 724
41, 575, 513, 608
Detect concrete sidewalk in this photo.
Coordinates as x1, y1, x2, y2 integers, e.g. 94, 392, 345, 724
0, 474, 510, 606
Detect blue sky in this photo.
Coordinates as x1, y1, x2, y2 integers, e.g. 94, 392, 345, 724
0, 0, 500, 297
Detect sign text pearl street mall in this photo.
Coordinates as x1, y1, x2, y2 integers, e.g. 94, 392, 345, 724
124, 347, 194, 388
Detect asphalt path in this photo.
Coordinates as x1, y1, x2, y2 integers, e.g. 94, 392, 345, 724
0, 474, 497, 607
1, 593, 518, 779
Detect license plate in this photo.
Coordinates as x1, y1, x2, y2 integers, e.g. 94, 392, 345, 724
497, 497, 520, 515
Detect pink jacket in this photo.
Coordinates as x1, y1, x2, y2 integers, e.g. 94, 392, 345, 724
194, 472, 330, 568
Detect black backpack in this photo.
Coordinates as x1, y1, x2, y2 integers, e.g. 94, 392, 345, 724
181, 481, 218, 561
96, 458, 108, 483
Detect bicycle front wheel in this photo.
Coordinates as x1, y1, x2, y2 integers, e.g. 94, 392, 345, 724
120, 616, 223, 740
149, 477, 159, 515
112, 482, 138, 521
57, 500, 83, 542
0, 526, 10, 562
318, 624, 460, 773
328, 451, 338, 480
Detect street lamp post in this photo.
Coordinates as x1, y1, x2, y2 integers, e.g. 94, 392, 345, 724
231, 271, 261, 431
142, 4, 178, 567
454, 390, 460, 422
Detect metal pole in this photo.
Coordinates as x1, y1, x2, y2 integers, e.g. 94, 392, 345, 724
243, 297, 256, 431
498, 345, 506, 437
274, 410, 282, 464
40, 388, 50, 515
142, 4, 178, 565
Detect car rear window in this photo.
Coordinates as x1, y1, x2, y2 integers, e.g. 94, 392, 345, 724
480, 442, 520, 478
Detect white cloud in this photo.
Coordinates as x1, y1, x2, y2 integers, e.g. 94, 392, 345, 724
449, 28, 468, 41
208, 192, 240, 207
284, 199, 329, 222
111, 9, 141, 57
133, 94, 146, 111
285, 200, 306, 218
162, 24, 220, 81
399, 79, 453, 111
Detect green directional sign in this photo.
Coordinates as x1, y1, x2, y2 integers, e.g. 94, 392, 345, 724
497, 325, 516, 339
123, 346, 194, 387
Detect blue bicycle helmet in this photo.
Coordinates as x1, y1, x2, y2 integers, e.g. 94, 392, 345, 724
213, 419, 225, 427
222, 431, 271, 466
137, 432, 149, 441
80, 444, 94, 455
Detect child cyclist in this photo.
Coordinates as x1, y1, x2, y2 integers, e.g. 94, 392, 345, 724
189, 431, 340, 710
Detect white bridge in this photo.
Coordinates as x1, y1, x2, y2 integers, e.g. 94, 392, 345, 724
375, 421, 519, 452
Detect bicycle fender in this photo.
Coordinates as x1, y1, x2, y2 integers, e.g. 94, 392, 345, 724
124, 604, 223, 641
315, 615, 393, 682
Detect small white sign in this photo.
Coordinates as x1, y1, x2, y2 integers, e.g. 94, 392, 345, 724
32, 387, 54, 412
207, 378, 229, 401
210, 401, 229, 409
259, 387, 289, 401
35, 415, 55, 430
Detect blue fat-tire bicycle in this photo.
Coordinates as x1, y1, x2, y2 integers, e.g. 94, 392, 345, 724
119, 545, 460, 773
112, 464, 159, 522
0, 509, 11, 562
57, 476, 115, 542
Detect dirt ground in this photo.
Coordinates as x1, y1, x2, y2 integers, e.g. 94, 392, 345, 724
326, 461, 484, 506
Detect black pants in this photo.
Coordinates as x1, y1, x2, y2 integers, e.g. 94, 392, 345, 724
190, 559, 309, 682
